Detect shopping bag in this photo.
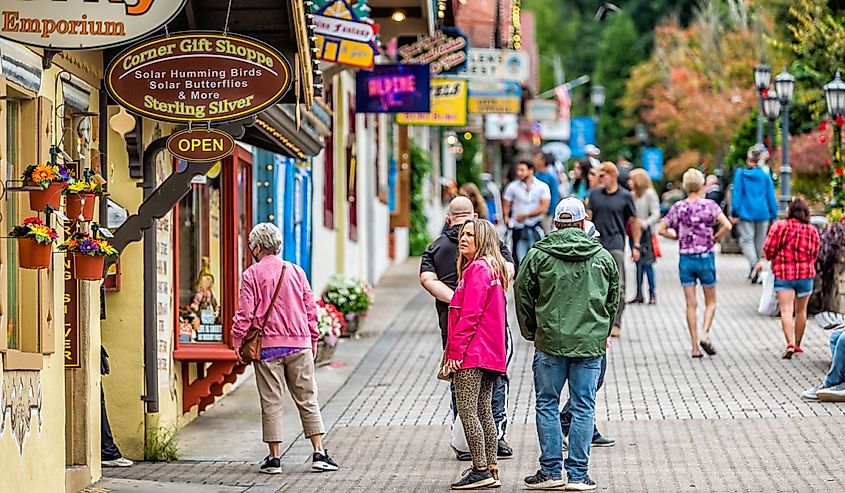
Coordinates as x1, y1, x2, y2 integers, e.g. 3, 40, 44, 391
758, 268, 779, 317
652, 234, 662, 258
451, 414, 470, 453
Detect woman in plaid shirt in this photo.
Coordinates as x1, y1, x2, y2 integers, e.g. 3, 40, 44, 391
756, 198, 821, 359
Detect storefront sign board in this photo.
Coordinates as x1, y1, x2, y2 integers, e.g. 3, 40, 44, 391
355, 64, 431, 114
312, 0, 379, 69
397, 78, 467, 126
526, 99, 558, 123
398, 28, 468, 75
167, 128, 235, 162
105, 31, 292, 123
0, 0, 187, 50
461, 49, 529, 81
468, 80, 522, 115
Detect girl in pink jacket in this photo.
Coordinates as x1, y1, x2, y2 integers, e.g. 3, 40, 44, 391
444, 219, 508, 490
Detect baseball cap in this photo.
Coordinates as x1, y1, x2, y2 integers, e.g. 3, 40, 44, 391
584, 220, 600, 239
585, 144, 600, 156
554, 197, 587, 224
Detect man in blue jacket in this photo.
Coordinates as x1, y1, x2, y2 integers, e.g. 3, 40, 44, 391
730, 145, 778, 280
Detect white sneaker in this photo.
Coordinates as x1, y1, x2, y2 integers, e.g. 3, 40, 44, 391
817, 383, 845, 402
102, 457, 133, 467
801, 384, 826, 400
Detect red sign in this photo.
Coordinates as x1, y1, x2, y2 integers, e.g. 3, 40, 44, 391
167, 128, 235, 162
105, 31, 292, 123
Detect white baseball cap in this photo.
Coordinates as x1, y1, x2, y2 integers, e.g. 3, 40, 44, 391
584, 220, 600, 239
585, 144, 601, 156
554, 197, 587, 224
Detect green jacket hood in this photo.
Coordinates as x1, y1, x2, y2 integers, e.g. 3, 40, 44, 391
533, 228, 604, 261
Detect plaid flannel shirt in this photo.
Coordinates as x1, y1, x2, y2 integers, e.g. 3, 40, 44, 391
763, 218, 820, 281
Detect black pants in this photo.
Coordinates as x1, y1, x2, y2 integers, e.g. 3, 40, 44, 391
560, 354, 607, 440
101, 387, 122, 461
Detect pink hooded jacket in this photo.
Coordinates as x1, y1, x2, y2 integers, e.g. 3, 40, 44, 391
446, 258, 507, 373
231, 256, 319, 354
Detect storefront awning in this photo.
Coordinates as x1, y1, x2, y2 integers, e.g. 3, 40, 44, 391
241, 104, 324, 159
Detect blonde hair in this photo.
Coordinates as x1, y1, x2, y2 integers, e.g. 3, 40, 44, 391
682, 168, 705, 193
458, 182, 489, 219
628, 168, 654, 198
456, 219, 509, 290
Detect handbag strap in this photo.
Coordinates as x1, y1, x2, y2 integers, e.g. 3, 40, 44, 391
257, 263, 287, 328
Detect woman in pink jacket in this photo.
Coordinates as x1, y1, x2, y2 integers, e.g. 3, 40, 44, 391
444, 219, 508, 489
231, 223, 339, 475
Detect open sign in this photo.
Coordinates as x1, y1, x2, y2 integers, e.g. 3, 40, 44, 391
166, 128, 235, 162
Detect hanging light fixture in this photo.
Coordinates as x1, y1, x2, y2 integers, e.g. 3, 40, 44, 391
762, 89, 780, 120
774, 67, 796, 105
391, 9, 406, 22
824, 70, 845, 118
754, 63, 772, 91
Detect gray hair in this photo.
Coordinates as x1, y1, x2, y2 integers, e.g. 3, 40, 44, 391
248, 223, 283, 254
682, 168, 705, 193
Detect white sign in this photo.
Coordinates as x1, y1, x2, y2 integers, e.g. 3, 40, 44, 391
0, 0, 187, 50
313, 14, 378, 43
526, 100, 558, 123
540, 120, 571, 141
462, 49, 529, 81
484, 114, 518, 140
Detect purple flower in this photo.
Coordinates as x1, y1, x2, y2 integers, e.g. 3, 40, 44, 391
78, 238, 99, 254
56, 164, 71, 182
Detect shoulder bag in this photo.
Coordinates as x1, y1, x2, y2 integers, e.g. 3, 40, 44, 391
757, 228, 800, 317
239, 264, 287, 364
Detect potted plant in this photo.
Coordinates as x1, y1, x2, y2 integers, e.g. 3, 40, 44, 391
64, 178, 102, 221
58, 231, 118, 280
22, 162, 71, 212
9, 217, 58, 269
321, 275, 373, 336
314, 300, 344, 366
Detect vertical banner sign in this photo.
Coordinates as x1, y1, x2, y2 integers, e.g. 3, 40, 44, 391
64, 221, 79, 368
643, 147, 664, 181
397, 79, 468, 126
569, 116, 596, 158
355, 64, 431, 113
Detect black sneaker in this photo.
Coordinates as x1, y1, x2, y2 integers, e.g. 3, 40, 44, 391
497, 438, 513, 459
259, 456, 281, 474
312, 450, 339, 472
452, 445, 472, 461
565, 476, 597, 491
524, 470, 565, 489
451, 468, 495, 490
591, 435, 616, 447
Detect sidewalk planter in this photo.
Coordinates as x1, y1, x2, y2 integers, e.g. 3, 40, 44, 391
315, 301, 343, 364
9, 217, 58, 270
321, 275, 373, 337
23, 162, 71, 212
315, 335, 338, 367
58, 231, 119, 281
65, 193, 97, 221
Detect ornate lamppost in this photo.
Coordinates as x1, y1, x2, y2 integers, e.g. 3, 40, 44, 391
824, 70, 845, 215
591, 84, 605, 146
774, 67, 795, 212
754, 62, 772, 145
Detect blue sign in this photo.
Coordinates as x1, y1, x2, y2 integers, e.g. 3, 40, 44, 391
643, 147, 664, 180
568, 117, 596, 158
355, 64, 431, 113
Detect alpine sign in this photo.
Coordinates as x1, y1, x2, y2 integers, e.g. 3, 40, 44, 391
0, 0, 187, 50
105, 32, 291, 124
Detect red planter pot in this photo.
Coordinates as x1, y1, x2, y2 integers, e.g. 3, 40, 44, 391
29, 182, 63, 212
18, 238, 51, 269
72, 253, 105, 280
65, 193, 97, 221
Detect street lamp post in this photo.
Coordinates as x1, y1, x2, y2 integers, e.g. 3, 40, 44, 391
591, 84, 605, 146
825, 70, 845, 168
754, 63, 772, 145
775, 67, 795, 213
636, 123, 648, 166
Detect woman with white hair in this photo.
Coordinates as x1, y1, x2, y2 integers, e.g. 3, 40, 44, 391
231, 223, 339, 475
659, 169, 733, 358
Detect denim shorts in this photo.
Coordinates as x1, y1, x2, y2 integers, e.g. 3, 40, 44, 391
678, 252, 716, 288
774, 277, 814, 298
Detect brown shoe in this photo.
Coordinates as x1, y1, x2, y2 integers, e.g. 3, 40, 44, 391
610, 326, 621, 337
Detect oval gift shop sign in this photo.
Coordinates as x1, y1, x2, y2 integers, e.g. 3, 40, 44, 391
0, 0, 187, 50
167, 128, 235, 162
106, 31, 292, 123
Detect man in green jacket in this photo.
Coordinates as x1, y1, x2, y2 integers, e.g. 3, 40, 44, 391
515, 197, 620, 491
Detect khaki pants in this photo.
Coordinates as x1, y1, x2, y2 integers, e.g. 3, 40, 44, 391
254, 349, 325, 442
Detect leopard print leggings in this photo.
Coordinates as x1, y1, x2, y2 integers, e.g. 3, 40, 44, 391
454, 368, 498, 470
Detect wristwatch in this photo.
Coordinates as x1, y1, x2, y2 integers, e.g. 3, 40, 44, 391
633, 245, 641, 250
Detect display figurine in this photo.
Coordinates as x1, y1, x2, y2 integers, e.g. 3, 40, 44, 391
191, 257, 219, 325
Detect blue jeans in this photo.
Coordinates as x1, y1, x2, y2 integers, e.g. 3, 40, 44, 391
824, 329, 845, 388
533, 350, 602, 482
636, 261, 656, 299
512, 224, 544, 270
560, 355, 606, 441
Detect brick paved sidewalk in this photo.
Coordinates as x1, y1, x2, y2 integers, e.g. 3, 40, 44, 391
102, 241, 845, 492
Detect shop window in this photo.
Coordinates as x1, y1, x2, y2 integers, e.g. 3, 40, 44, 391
4, 101, 20, 350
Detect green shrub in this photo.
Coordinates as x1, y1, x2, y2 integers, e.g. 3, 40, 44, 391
144, 423, 179, 462
409, 141, 432, 256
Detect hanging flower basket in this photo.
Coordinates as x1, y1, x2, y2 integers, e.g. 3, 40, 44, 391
72, 253, 105, 280
65, 193, 97, 221
28, 181, 64, 212
18, 238, 52, 269
59, 231, 119, 281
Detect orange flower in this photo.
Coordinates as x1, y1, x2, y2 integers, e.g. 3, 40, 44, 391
31, 164, 56, 183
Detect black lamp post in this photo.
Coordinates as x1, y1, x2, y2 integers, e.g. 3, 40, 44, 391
591, 84, 605, 146
825, 70, 845, 167
754, 63, 772, 145
762, 88, 779, 155
636, 123, 648, 166
774, 67, 795, 213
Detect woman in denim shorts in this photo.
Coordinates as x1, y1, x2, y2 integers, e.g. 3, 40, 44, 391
659, 169, 733, 358
756, 198, 820, 359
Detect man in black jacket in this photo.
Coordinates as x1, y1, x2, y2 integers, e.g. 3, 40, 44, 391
420, 196, 516, 461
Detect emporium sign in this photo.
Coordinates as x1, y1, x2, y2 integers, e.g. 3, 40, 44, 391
398, 29, 468, 75
0, 0, 187, 50
167, 128, 235, 162
105, 32, 291, 123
